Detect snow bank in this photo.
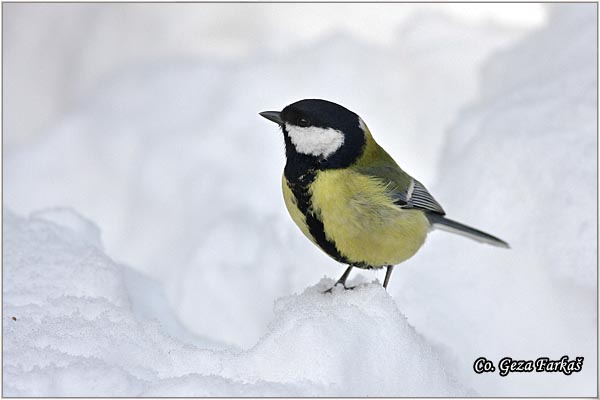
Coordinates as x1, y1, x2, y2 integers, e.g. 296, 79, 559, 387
3, 209, 467, 396
392, 4, 597, 396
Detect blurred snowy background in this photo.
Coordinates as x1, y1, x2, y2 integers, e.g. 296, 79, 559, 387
3, 3, 597, 396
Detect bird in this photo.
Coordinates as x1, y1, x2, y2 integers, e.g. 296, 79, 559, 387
259, 99, 508, 291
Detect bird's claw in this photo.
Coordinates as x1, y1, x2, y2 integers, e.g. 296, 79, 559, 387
323, 283, 356, 294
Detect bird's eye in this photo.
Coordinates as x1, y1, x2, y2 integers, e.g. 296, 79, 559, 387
298, 118, 309, 127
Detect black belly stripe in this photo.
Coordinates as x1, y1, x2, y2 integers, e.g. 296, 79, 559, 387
285, 169, 352, 265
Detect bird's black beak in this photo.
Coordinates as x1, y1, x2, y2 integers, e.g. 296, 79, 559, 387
259, 111, 283, 126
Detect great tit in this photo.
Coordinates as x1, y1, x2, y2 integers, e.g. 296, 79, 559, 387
260, 99, 508, 291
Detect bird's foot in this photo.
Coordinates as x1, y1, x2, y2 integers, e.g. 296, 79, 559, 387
323, 283, 356, 294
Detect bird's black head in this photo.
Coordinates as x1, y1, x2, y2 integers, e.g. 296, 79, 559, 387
260, 99, 367, 170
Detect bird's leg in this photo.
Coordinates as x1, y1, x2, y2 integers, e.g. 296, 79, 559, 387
336, 265, 353, 288
324, 266, 354, 293
383, 265, 395, 290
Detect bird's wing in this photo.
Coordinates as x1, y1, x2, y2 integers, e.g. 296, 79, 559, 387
392, 177, 445, 215
354, 146, 446, 215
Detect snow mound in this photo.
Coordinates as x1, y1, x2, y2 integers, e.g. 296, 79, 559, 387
3, 209, 467, 396
237, 282, 468, 396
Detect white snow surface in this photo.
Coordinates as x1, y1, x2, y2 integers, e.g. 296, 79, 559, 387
3, 3, 545, 148
3, 3, 597, 397
392, 4, 597, 396
3, 209, 466, 396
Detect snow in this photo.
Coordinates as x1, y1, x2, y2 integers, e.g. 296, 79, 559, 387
3, 3, 597, 397
4, 9, 524, 352
3, 3, 544, 148
3, 209, 466, 396
391, 3, 597, 396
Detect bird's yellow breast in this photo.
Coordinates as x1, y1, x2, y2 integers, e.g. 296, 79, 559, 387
282, 169, 430, 268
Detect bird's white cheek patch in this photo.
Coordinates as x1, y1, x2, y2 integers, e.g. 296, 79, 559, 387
285, 124, 345, 157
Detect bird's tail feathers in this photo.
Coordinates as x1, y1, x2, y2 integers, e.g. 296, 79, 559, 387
427, 213, 509, 248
